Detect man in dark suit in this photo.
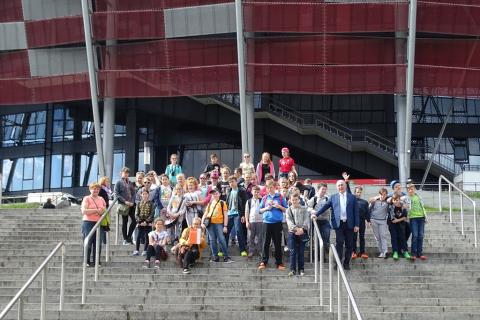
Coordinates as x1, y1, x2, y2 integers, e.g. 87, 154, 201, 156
312, 180, 359, 270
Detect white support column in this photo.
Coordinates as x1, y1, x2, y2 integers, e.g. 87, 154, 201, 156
81, 0, 105, 177
235, 0, 249, 156
404, 0, 418, 180
246, 93, 255, 159
103, 98, 115, 180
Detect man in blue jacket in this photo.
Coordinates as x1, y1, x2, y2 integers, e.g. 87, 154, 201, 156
312, 180, 359, 270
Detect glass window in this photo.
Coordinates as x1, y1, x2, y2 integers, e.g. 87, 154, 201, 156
50, 154, 73, 188
1, 157, 44, 191
80, 153, 99, 186
2, 111, 46, 147
52, 106, 74, 142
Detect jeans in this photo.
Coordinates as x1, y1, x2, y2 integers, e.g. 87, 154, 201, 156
122, 206, 136, 242
136, 225, 150, 252
206, 223, 229, 258
262, 222, 283, 266
335, 221, 354, 267
352, 217, 366, 254
82, 220, 103, 265
389, 222, 407, 253
288, 233, 306, 273
225, 215, 246, 252
146, 244, 166, 261
410, 217, 425, 257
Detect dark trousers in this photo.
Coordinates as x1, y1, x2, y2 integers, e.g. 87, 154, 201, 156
262, 222, 283, 266
146, 244, 166, 261
122, 206, 136, 241
288, 233, 306, 273
352, 217, 367, 254
335, 221, 354, 267
389, 222, 407, 253
82, 221, 102, 265
182, 246, 200, 269
136, 225, 150, 252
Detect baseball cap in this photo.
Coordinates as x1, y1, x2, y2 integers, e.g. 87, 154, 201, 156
390, 180, 400, 189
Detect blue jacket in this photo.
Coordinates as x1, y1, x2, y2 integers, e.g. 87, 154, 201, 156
260, 193, 288, 224
316, 192, 359, 229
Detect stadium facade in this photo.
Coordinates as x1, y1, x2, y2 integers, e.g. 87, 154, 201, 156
1, 0, 480, 197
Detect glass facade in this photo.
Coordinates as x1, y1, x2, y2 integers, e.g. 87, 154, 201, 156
2, 157, 44, 191
2, 111, 46, 147
413, 96, 480, 124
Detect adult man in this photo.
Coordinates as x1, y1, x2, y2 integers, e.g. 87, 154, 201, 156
312, 180, 359, 270
114, 167, 137, 245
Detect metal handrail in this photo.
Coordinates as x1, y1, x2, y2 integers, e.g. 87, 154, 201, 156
0, 242, 66, 320
81, 196, 118, 304
438, 175, 477, 247
329, 244, 363, 320
311, 221, 325, 306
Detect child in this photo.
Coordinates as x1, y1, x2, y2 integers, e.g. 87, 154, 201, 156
368, 188, 390, 258
307, 183, 330, 260
245, 185, 263, 258
278, 147, 297, 178
286, 193, 310, 276
133, 189, 154, 256
165, 153, 183, 186
204, 153, 221, 175
218, 166, 231, 201
144, 218, 169, 268
388, 195, 411, 260
178, 217, 207, 274
167, 184, 187, 242
405, 184, 427, 261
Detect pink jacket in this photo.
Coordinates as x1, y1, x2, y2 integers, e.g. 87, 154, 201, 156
256, 162, 276, 183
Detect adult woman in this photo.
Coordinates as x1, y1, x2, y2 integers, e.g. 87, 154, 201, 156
256, 152, 275, 185
184, 177, 204, 227
81, 182, 107, 267
98, 176, 112, 238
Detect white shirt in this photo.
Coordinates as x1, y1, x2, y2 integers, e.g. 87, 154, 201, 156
339, 192, 347, 221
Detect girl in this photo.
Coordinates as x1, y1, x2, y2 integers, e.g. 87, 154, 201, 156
256, 152, 275, 185
184, 177, 204, 227
165, 153, 183, 186
239, 153, 255, 178
144, 218, 169, 268
133, 189, 154, 256
167, 184, 187, 242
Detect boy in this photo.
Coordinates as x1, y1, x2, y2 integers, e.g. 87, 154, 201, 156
258, 180, 288, 270
225, 176, 249, 256
165, 153, 183, 185
351, 186, 370, 260
218, 167, 231, 201
245, 185, 263, 258
286, 193, 310, 276
204, 153, 221, 175
405, 184, 427, 261
368, 188, 390, 258
388, 195, 411, 260
307, 183, 330, 260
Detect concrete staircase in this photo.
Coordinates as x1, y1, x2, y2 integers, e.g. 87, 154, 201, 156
0, 208, 479, 319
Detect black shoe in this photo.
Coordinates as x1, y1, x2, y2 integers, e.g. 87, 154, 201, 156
333, 264, 337, 271
343, 264, 351, 271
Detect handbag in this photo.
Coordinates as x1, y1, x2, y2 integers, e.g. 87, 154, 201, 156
116, 203, 130, 216
203, 200, 222, 228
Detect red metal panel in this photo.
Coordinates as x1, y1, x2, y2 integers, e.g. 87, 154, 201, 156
418, 1, 480, 36
417, 39, 480, 69
93, 10, 165, 40
248, 36, 396, 65
414, 65, 480, 99
244, 2, 408, 34
25, 17, 84, 48
0, 51, 30, 79
101, 39, 236, 69
94, 0, 232, 11
0, 74, 90, 105
0, 0, 23, 23
98, 65, 238, 97
247, 64, 405, 95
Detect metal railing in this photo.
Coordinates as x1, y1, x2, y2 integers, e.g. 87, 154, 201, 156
329, 244, 363, 320
0, 242, 66, 320
438, 175, 477, 247
311, 221, 325, 306
81, 197, 118, 304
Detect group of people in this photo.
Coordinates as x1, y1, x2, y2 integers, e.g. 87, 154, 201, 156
80, 147, 428, 275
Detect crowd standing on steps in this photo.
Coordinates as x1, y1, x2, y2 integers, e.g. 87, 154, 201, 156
81, 148, 428, 273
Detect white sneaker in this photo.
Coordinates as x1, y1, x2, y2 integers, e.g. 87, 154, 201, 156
283, 247, 289, 253
378, 252, 385, 258
131, 251, 139, 256
141, 251, 147, 256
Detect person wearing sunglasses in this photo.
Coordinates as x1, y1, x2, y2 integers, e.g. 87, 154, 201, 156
239, 153, 255, 178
